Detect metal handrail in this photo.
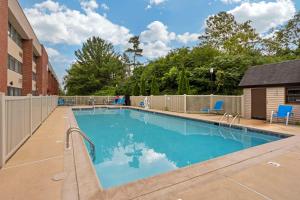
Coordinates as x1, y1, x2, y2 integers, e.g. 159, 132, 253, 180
66, 127, 96, 161
219, 113, 227, 126
229, 114, 240, 127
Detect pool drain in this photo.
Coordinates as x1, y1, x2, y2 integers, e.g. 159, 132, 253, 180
267, 161, 280, 167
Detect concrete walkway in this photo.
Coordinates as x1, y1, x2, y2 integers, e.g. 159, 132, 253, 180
0, 107, 300, 200
0, 107, 68, 200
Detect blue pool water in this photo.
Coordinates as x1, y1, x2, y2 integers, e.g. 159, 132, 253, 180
73, 108, 282, 189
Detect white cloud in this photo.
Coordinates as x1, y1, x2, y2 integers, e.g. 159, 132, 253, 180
146, 0, 167, 9
100, 3, 109, 11
150, 0, 166, 5
46, 47, 59, 58
177, 32, 200, 44
140, 21, 199, 58
80, 0, 98, 12
45, 47, 73, 67
35, 0, 63, 12
221, 0, 242, 4
142, 41, 171, 59
140, 21, 174, 58
140, 21, 176, 43
229, 0, 296, 33
25, 0, 200, 61
24, 0, 132, 46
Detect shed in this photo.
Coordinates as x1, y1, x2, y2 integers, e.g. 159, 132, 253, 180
239, 59, 300, 122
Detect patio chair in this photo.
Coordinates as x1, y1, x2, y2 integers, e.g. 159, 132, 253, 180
118, 97, 125, 105
201, 100, 224, 114
270, 105, 294, 126
139, 101, 144, 107
139, 97, 150, 109
58, 98, 65, 106
112, 96, 120, 105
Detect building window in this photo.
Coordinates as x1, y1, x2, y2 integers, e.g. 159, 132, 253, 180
286, 87, 300, 104
8, 23, 22, 48
33, 55, 38, 63
32, 72, 37, 81
7, 87, 22, 96
8, 54, 22, 74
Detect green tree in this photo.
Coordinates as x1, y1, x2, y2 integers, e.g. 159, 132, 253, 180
133, 82, 140, 96
126, 36, 143, 68
199, 12, 261, 54
185, 72, 190, 95
178, 69, 189, 95
140, 77, 146, 95
150, 77, 159, 95
271, 11, 300, 55
64, 37, 125, 95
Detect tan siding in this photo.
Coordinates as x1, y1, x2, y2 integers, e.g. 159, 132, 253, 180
7, 70, 22, 88
8, 37, 23, 63
243, 88, 251, 119
32, 61, 36, 73
32, 80, 36, 91
266, 87, 285, 121
293, 105, 300, 123
8, 0, 41, 55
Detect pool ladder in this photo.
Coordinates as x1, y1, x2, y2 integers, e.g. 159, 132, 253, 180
66, 127, 96, 161
229, 114, 240, 127
219, 113, 240, 127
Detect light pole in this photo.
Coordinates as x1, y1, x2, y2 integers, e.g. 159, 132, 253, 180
210, 68, 214, 94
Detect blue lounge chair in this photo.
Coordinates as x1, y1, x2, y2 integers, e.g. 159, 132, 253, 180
58, 98, 65, 106
201, 100, 224, 114
139, 101, 144, 107
112, 97, 120, 105
270, 105, 294, 126
118, 97, 125, 105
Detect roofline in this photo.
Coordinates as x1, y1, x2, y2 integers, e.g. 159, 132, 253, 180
239, 83, 300, 88
248, 59, 300, 70
16, 0, 41, 50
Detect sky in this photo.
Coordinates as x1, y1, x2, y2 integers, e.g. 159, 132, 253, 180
19, 0, 300, 84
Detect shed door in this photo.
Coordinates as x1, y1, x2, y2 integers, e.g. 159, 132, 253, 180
251, 88, 266, 120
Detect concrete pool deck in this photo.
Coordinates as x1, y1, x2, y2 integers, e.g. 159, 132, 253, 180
0, 106, 300, 200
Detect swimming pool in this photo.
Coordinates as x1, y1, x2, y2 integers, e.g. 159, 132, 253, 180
73, 108, 284, 189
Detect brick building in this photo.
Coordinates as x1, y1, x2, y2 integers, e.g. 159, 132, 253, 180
0, 0, 59, 96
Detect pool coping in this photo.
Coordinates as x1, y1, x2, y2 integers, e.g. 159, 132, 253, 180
64, 106, 300, 200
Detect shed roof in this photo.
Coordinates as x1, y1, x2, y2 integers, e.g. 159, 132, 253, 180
239, 59, 300, 87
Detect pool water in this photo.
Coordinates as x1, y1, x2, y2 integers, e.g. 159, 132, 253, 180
73, 108, 282, 189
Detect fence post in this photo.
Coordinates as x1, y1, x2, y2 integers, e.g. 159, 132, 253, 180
184, 94, 187, 113
164, 95, 167, 110
47, 95, 49, 115
27, 94, 33, 135
40, 95, 43, 122
241, 95, 244, 117
210, 94, 214, 110
0, 93, 6, 168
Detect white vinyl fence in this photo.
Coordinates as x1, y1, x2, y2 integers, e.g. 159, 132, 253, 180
59, 96, 116, 105
0, 94, 58, 168
130, 95, 243, 115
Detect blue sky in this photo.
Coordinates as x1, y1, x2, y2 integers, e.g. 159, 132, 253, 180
19, 0, 299, 83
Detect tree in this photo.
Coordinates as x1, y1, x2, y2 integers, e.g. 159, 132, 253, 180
199, 12, 260, 54
126, 36, 143, 68
133, 82, 140, 96
150, 77, 159, 95
178, 69, 189, 95
64, 37, 125, 95
140, 77, 146, 95
271, 11, 300, 55
185, 73, 190, 95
